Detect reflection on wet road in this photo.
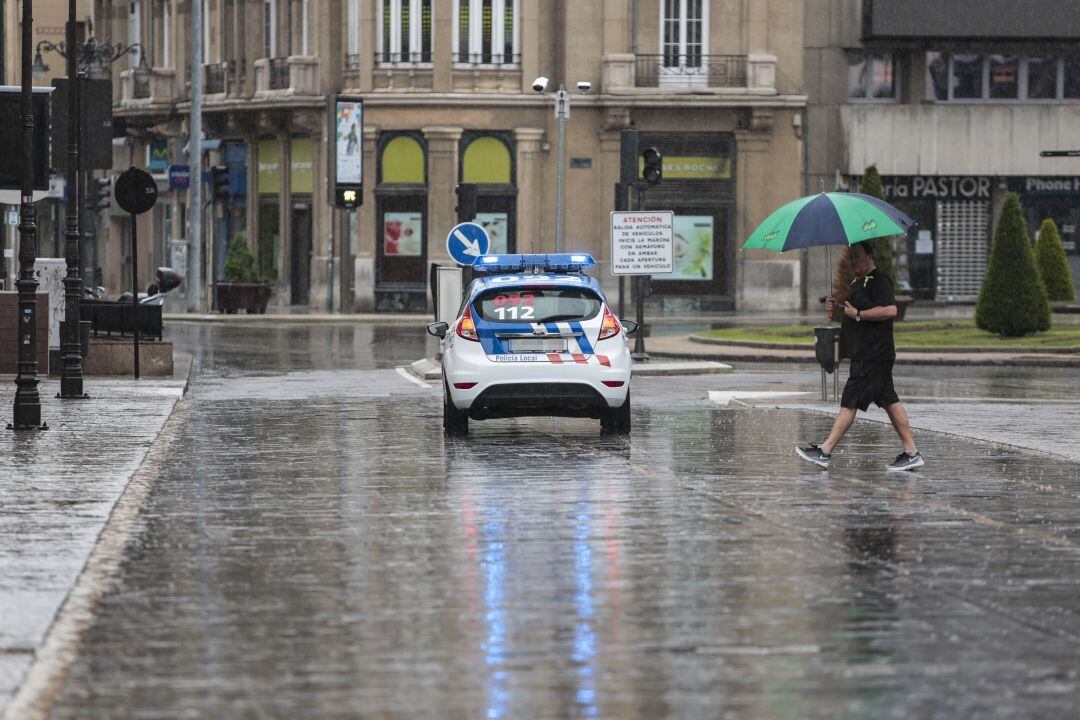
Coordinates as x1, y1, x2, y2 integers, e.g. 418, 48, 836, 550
49, 323, 1080, 719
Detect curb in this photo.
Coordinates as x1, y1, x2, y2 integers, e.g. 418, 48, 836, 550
688, 334, 1080, 355
164, 313, 431, 324
652, 348, 1080, 368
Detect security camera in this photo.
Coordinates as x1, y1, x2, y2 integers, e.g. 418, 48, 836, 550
576, 81, 592, 92
532, 76, 549, 92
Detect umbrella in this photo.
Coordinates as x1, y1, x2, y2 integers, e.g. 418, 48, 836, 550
743, 192, 915, 252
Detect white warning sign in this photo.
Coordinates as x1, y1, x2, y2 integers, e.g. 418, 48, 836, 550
610, 211, 674, 275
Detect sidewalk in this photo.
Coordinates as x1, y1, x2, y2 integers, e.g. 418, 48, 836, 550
0, 359, 190, 715
645, 334, 1080, 367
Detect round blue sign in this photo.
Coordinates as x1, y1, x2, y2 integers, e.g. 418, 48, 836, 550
446, 222, 490, 266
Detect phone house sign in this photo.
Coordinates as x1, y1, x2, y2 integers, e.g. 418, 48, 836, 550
881, 176, 993, 201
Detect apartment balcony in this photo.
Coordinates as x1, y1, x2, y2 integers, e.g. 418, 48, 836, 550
601, 53, 779, 94
254, 55, 319, 96
120, 66, 178, 105
372, 52, 434, 91
450, 53, 522, 93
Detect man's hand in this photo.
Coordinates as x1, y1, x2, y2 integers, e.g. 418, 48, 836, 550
843, 301, 858, 319
825, 295, 837, 313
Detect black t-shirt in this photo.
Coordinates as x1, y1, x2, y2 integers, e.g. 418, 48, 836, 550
842, 267, 896, 363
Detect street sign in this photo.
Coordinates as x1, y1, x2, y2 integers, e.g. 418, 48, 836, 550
168, 164, 191, 190
610, 211, 674, 275
5, 210, 17, 227
446, 222, 490, 266
115, 167, 158, 216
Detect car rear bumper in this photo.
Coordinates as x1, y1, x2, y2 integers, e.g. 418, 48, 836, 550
468, 382, 612, 420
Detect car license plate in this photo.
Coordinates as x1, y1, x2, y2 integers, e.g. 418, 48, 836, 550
510, 338, 567, 352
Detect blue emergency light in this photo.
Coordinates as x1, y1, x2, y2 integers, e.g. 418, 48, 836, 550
474, 253, 597, 274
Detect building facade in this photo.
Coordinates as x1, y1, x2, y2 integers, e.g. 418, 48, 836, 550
805, 0, 1080, 304
100, 0, 806, 313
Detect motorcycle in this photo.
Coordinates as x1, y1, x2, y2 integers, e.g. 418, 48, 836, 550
116, 267, 184, 306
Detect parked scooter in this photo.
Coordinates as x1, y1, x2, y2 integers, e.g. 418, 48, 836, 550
116, 267, 184, 306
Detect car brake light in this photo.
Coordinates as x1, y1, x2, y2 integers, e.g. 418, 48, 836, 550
602, 381, 625, 387
598, 306, 622, 340
456, 306, 479, 341
453, 382, 477, 389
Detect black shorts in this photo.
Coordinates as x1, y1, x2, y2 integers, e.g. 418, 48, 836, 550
841, 360, 900, 411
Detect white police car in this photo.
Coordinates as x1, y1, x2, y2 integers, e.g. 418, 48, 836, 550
427, 253, 638, 436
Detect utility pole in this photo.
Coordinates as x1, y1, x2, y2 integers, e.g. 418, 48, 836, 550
11, 0, 46, 430
187, 0, 203, 313
59, 0, 87, 399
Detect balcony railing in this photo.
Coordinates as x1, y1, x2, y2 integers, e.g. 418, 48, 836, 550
375, 51, 433, 65
635, 54, 748, 88
451, 52, 521, 66
205, 62, 227, 94
346, 53, 363, 70
269, 58, 290, 89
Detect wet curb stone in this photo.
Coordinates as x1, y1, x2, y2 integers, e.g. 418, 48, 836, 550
0, 364, 191, 719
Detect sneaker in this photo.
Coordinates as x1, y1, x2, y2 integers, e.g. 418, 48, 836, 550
887, 451, 924, 472
795, 443, 831, 469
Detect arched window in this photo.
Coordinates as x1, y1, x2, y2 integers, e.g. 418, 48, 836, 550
462, 136, 511, 184
453, 0, 519, 65
380, 135, 426, 184
459, 134, 516, 253
376, 133, 429, 312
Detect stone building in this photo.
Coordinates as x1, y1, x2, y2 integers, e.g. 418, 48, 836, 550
805, 0, 1080, 303
100, 0, 806, 313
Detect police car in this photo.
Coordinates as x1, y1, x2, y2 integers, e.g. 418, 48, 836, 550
427, 253, 638, 436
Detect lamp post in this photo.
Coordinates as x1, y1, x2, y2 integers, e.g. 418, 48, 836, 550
531, 77, 592, 253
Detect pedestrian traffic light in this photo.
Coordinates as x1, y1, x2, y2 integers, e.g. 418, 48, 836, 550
211, 165, 230, 200
94, 176, 112, 212
455, 183, 477, 223
641, 147, 662, 186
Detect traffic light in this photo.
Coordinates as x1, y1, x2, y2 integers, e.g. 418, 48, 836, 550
455, 183, 477, 223
211, 165, 230, 200
94, 176, 112, 212
641, 147, 662, 186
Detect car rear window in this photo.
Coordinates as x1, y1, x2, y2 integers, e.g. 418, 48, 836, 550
474, 287, 602, 323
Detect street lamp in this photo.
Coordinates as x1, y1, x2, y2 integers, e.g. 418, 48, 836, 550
532, 76, 592, 253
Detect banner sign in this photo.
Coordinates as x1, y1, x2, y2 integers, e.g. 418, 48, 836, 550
881, 175, 992, 201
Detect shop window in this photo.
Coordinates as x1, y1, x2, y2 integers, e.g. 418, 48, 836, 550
378, 0, 433, 64
952, 54, 984, 99
461, 134, 515, 254
454, 0, 518, 65
376, 133, 428, 309
928, 51, 1080, 101
848, 52, 898, 101
380, 136, 425, 184
462, 137, 511, 184
989, 55, 1019, 99
1026, 56, 1058, 100
1065, 56, 1080, 99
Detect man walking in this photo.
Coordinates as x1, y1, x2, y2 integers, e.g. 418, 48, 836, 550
796, 241, 924, 471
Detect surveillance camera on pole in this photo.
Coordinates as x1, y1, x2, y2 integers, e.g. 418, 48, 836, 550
532, 76, 549, 92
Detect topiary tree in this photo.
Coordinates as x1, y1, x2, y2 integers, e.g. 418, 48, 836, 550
858, 164, 899, 294
976, 193, 1051, 336
223, 233, 259, 283
1034, 218, 1076, 302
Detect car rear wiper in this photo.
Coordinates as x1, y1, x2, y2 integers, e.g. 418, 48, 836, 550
537, 314, 586, 323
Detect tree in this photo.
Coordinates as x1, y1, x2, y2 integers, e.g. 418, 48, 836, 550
858, 164, 899, 294
975, 193, 1051, 337
1034, 218, 1076, 302
223, 233, 259, 283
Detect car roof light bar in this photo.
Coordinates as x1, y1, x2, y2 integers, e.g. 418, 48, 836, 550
474, 253, 597, 274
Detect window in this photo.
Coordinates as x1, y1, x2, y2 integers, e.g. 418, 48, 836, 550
928, 52, 1080, 101
454, 0, 518, 65
264, 0, 277, 58
378, 0, 433, 64
661, 0, 707, 70
848, 52, 898, 101
347, 0, 361, 60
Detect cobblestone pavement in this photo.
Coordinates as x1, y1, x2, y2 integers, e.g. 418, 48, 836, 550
0, 376, 186, 712
12, 323, 1080, 719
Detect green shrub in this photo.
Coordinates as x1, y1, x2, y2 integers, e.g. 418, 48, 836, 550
975, 193, 1051, 336
858, 164, 899, 294
223, 233, 259, 283
1034, 218, 1076, 302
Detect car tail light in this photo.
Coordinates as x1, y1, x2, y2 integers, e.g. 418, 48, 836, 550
602, 381, 625, 387
456, 306, 479, 341
598, 306, 622, 340
453, 382, 477, 389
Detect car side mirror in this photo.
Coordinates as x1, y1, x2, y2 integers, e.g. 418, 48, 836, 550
622, 320, 639, 335
427, 321, 450, 338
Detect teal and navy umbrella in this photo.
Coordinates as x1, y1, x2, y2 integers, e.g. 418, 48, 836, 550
743, 192, 915, 252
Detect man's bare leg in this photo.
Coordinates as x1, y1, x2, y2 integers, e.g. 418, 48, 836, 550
822, 407, 858, 454
884, 402, 917, 453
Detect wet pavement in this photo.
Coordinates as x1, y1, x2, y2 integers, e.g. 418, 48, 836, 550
18, 322, 1080, 718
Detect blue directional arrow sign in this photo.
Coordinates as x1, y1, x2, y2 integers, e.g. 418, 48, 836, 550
446, 222, 490, 266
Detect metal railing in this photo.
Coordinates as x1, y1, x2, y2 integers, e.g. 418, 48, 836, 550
269, 57, 290, 89
205, 62, 227, 94
374, 51, 433, 65
346, 53, 363, 70
635, 54, 747, 88
451, 52, 521, 66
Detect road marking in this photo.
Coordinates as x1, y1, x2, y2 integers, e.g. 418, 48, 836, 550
396, 366, 433, 388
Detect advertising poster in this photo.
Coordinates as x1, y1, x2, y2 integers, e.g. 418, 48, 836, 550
656, 215, 714, 281
384, 212, 423, 256
474, 212, 508, 254
335, 99, 363, 185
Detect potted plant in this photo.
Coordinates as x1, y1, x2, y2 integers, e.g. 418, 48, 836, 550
216, 233, 272, 314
